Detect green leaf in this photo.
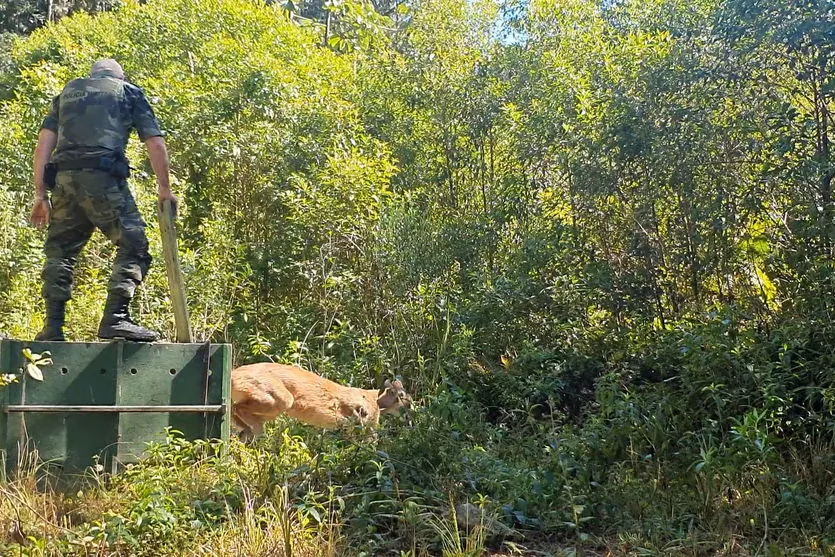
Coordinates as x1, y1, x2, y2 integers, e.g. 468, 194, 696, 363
307, 507, 322, 523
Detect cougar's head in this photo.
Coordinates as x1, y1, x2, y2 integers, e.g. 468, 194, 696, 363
378, 379, 413, 414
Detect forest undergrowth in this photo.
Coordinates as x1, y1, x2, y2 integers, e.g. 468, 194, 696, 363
2, 0, 835, 554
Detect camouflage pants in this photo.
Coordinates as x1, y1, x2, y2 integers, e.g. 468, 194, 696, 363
41, 170, 151, 302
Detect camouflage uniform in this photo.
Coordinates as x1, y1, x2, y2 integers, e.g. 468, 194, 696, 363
40, 68, 163, 304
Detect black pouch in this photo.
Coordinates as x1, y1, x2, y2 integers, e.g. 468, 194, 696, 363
112, 158, 131, 179
44, 162, 57, 191
100, 154, 131, 179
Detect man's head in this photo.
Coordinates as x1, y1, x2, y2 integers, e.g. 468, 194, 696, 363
89, 59, 124, 80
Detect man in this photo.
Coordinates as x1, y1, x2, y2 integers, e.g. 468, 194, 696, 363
29, 58, 177, 342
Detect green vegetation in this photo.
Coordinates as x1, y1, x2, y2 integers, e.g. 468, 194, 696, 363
2, 0, 835, 554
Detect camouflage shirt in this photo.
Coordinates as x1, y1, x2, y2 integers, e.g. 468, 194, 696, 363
41, 69, 163, 164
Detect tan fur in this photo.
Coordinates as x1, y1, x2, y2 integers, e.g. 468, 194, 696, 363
230, 362, 412, 441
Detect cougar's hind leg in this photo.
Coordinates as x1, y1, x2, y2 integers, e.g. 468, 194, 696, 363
232, 384, 294, 442
231, 404, 257, 444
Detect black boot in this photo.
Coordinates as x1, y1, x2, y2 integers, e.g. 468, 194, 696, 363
35, 300, 66, 341
97, 293, 159, 342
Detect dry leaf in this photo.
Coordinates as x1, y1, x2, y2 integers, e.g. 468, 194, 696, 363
26, 362, 43, 381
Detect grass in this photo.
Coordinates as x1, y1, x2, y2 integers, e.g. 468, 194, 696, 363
0, 436, 341, 556
1, 395, 835, 556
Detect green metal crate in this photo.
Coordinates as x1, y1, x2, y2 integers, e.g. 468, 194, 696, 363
0, 339, 231, 477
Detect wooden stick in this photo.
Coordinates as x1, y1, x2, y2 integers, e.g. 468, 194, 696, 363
158, 199, 194, 343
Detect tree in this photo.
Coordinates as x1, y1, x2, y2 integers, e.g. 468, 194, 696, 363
0, 0, 119, 34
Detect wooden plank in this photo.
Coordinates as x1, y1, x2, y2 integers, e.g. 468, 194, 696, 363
4, 405, 224, 413
158, 199, 193, 343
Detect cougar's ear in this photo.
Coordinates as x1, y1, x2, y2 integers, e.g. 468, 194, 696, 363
384, 379, 392, 389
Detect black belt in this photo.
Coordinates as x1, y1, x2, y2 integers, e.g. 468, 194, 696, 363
56, 158, 113, 171
54, 156, 131, 178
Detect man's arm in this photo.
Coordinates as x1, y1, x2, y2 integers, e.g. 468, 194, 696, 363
30, 128, 58, 228
144, 136, 177, 209
33, 128, 57, 198
127, 82, 178, 211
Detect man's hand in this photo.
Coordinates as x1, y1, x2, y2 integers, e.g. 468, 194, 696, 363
158, 186, 179, 216
30, 197, 50, 229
